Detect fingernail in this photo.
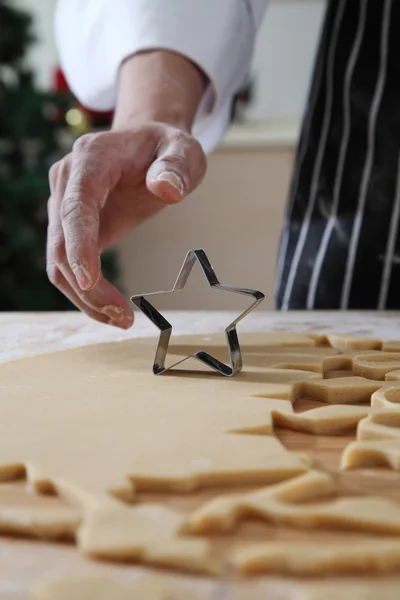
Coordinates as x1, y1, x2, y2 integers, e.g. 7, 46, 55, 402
102, 305, 125, 322
73, 265, 92, 291
156, 171, 184, 197
107, 318, 133, 330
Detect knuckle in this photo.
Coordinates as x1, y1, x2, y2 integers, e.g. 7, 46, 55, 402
162, 154, 184, 169
72, 132, 105, 154
72, 133, 94, 153
60, 192, 97, 233
171, 129, 187, 144
60, 195, 82, 223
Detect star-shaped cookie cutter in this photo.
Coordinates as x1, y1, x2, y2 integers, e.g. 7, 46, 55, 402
130, 249, 265, 376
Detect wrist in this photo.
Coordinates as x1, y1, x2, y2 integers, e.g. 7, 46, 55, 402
112, 107, 192, 132
112, 50, 207, 132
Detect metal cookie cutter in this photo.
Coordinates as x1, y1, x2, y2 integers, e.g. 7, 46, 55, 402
130, 249, 265, 376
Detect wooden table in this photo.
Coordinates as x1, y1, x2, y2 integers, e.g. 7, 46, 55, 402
1, 311, 400, 599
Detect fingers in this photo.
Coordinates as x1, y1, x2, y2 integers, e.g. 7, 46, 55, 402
46, 125, 207, 328
59, 134, 119, 291
47, 159, 133, 328
45, 261, 111, 327
146, 130, 207, 204
47, 226, 133, 329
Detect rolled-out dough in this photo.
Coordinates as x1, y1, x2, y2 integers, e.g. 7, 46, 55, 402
293, 377, 386, 404
272, 405, 371, 435
321, 349, 371, 375
341, 440, 400, 471
2, 330, 400, 579
0, 336, 315, 569
231, 539, 400, 576
326, 335, 382, 352
0, 483, 78, 540
383, 341, 400, 352
185, 470, 400, 535
372, 386, 400, 408
353, 353, 400, 380
357, 410, 400, 441
321, 352, 400, 380
386, 370, 400, 380
78, 503, 217, 573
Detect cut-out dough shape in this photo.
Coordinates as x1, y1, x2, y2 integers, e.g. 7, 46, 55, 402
231, 539, 400, 576
0, 504, 78, 541
321, 350, 368, 375
0, 338, 312, 568
322, 351, 400, 380
357, 409, 400, 441
78, 503, 217, 574
304, 333, 329, 345
272, 405, 371, 435
341, 440, 400, 471
0, 488, 215, 573
326, 334, 382, 352
185, 470, 400, 535
383, 341, 400, 352
385, 370, 400, 381
0, 483, 79, 540
293, 377, 386, 404
352, 352, 400, 380
371, 386, 400, 408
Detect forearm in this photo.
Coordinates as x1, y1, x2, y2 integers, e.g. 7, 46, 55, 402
112, 50, 208, 131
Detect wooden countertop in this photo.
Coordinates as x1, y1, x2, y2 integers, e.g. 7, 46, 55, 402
1, 311, 400, 599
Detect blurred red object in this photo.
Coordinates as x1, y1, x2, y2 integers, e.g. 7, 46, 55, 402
53, 67, 114, 127
53, 67, 69, 93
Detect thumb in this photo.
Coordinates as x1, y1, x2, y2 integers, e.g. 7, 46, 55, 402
146, 131, 206, 204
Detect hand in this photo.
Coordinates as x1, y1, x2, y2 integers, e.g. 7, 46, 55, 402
47, 123, 206, 328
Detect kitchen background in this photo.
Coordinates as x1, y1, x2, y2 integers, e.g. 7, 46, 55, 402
5, 0, 327, 311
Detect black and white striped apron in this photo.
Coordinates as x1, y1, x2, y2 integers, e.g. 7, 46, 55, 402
275, 0, 400, 310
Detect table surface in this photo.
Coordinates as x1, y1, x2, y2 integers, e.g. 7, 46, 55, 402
2, 310, 400, 363
1, 310, 400, 599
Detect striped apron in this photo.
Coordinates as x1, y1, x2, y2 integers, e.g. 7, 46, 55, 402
275, 0, 400, 310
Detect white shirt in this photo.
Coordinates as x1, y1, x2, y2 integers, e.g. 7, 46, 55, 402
55, 0, 269, 152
